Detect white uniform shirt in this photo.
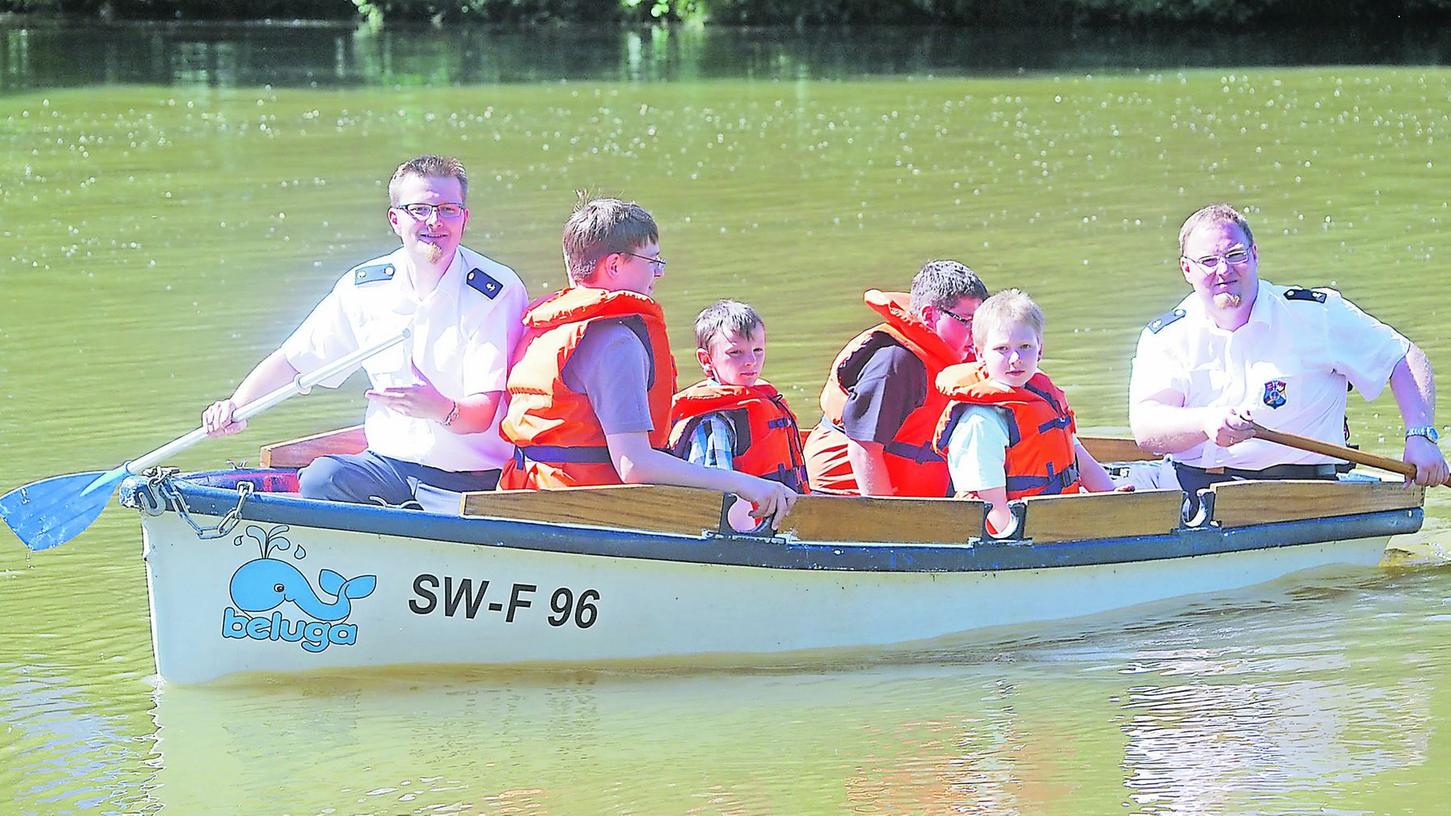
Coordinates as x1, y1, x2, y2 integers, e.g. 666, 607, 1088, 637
1129, 280, 1408, 470
280, 245, 528, 472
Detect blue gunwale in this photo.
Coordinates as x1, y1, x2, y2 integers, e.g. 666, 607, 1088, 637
119, 469, 1423, 574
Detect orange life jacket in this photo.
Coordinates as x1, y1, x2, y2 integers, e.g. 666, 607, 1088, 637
803, 290, 965, 497
668, 380, 810, 492
932, 362, 1083, 499
497, 287, 676, 490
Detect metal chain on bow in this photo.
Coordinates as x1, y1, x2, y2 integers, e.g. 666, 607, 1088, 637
144, 467, 253, 541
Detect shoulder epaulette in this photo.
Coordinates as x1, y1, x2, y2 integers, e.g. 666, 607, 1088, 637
1146, 308, 1186, 334
466, 268, 503, 300
1283, 287, 1327, 303
351, 262, 396, 285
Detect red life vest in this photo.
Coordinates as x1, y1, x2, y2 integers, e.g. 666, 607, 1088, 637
498, 287, 676, 490
803, 290, 965, 497
668, 380, 810, 492
932, 362, 1083, 499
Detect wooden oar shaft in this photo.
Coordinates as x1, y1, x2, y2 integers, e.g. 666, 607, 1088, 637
125, 330, 410, 474
1249, 422, 1450, 484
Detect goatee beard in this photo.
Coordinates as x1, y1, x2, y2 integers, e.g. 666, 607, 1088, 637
419, 242, 445, 265
1213, 292, 1242, 309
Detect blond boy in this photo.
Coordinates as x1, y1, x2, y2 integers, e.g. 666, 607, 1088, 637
934, 290, 1119, 535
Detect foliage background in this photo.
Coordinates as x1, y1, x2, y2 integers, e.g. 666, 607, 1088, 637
3, 0, 1449, 25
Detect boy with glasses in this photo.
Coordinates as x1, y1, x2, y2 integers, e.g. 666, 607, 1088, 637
202, 154, 528, 512
1130, 202, 1447, 502
497, 197, 796, 529
804, 259, 988, 497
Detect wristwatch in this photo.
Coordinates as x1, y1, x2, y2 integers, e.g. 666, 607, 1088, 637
1405, 425, 1440, 443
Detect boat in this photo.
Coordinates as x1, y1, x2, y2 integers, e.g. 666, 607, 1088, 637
119, 428, 1426, 685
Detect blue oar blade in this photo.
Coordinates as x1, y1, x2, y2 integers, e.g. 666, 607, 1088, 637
0, 469, 127, 551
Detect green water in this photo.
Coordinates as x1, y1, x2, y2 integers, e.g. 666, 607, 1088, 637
3, 21, 1451, 815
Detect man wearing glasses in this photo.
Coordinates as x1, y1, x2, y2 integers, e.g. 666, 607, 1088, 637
201, 155, 528, 511
1130, 202, 1447, 501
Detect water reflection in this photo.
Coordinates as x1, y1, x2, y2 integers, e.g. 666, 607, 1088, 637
4, 22, 1451, 94
1121, 678, 1431, 814
145, 667, 1069, 815
0, 666, 157, 816
134, 593, 1444, 816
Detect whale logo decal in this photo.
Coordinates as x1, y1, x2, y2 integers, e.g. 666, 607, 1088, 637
230, 551, 377, 621
220, 524, 377, 653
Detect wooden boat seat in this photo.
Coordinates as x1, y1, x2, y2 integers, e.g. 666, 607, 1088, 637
1078, 435, 1161, 463
781, 494, 986, 543
260, 426, 366, 468
460, 484, 1193, 546
1208, 479, 1423, 527
462, 484, 728, 536
1018, 489, 1183, 543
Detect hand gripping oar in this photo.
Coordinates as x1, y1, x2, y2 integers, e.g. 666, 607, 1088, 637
0, 330, 410, 551
1250, 421, 1451, 486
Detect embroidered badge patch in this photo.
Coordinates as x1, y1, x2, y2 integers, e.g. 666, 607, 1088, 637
1262, 379, 1288, 409
466, 269, 503, 299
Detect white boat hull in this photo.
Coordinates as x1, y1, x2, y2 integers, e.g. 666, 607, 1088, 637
140, 505, 1397, 685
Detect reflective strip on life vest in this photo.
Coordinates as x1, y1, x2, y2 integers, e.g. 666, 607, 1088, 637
1004, 462, 1080, 495
513, 445, 614, 467
883, 439, 946, 465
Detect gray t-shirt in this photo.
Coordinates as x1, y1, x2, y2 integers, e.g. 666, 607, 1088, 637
839, 344, 928, 444
560, 320, 655, 435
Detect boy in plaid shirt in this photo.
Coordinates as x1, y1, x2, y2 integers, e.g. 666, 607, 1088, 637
669, 301, 808, 491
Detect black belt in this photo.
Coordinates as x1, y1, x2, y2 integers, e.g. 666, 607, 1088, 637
1175, 462, 1338, 481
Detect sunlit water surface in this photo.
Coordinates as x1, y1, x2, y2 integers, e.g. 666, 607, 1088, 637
2, 21, 1451, 815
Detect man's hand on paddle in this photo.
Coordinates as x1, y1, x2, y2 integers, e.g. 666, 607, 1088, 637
365, 362, 453, 423
1403, 435, 1450, 487
1203, 406, 1256, 448
202, 399, 246, 437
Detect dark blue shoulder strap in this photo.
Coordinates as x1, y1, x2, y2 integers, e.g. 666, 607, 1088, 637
1146, 308, 1186, 334
1283, 287, 1327, 303
352, 262, 396, 285
466, 268, 503, 299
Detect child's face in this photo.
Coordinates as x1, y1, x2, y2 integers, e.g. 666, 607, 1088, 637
977, 320, 1042, 388
698, 327, 766, 387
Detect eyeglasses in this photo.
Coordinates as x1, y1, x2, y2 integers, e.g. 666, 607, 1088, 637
940, 306, 973, 327
622, 251, 667, 271
1184, 249, 1251, 270
392, 202, 467, 221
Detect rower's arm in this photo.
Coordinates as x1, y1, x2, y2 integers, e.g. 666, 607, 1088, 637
1073, 439, 1117, 492
604, 431, 797, 526
1390, 344, 1436, 428
444, 390, 505, 435
203, 350, 301, 436
1389, 344, 1449, 486
845, 437, 894, 496
1130, 391, 1252, 453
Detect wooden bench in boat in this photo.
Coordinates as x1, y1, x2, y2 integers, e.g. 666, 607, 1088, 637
1208, 479, 1423, 527
457, 480, 1419, 545
260, 425, 366, 468
257, 428, 1422, 544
